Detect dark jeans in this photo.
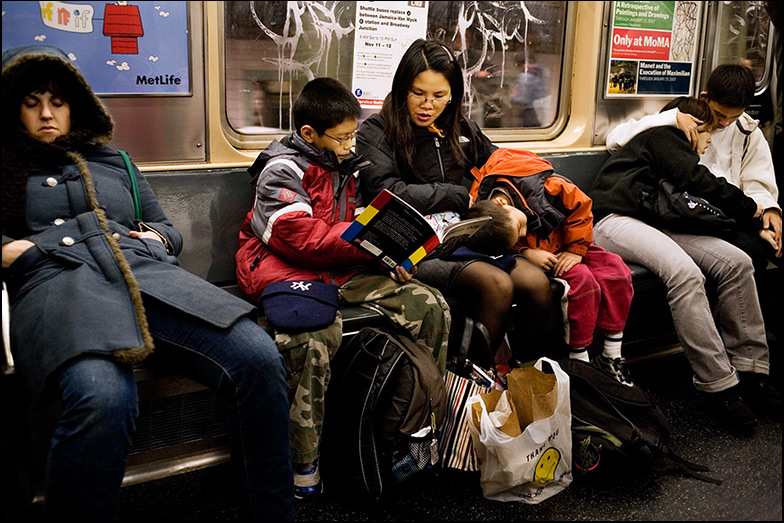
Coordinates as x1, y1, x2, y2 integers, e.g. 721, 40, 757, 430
724, 227, 783, 338
44, 297, 293, 521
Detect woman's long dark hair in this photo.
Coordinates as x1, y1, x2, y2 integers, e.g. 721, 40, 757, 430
379, 39, 481, 179
660, 96, 715, 127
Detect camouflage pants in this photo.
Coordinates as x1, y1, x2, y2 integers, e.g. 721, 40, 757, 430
275, 273, 450, 464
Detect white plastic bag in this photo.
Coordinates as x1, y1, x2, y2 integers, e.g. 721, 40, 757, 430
467, 357, 572, 503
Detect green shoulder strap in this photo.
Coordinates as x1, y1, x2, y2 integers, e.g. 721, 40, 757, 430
119, 150, 142, 221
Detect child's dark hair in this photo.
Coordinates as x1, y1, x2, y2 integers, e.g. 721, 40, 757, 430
704, 63, 755, 109
660, 96, 715, 127
461, 200, 517, 255
292, 77, 361, 134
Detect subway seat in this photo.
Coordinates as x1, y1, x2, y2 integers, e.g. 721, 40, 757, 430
4, 151, 682, 504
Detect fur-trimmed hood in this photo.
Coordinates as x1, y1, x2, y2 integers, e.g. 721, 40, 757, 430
2, 44, 113, 145
2, 45, 114, 237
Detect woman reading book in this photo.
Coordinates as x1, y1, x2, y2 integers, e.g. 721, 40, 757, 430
356, 39, 557, 365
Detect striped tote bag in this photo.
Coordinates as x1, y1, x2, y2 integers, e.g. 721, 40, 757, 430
439, 368, 494, 471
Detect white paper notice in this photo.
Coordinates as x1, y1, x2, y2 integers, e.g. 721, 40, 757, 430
351, 1, 428, 108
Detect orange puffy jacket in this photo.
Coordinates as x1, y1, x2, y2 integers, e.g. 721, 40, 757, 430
469, 148, 593, 256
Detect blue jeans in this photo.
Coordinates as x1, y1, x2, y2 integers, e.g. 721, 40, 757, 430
44, 297, 293, 521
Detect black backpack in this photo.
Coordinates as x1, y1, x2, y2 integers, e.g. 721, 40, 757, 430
320, 327, 447, 499
558, 358, 721, 485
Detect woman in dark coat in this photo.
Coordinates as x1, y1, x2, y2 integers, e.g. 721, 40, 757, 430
357, 39, 556, 364
1, 45, 293, 521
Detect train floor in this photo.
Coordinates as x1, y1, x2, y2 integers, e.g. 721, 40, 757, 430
11, 333, 783, 521
133, 338, 782, 521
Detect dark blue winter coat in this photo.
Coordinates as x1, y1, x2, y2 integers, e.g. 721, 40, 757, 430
2, 45, 255, 401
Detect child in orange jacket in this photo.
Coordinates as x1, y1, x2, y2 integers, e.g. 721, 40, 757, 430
464, 149, 635, 385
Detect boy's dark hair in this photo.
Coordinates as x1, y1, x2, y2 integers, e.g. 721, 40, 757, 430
660, 96, 715, 127
461, 200, 517, 255
704, 63, 755, 109
292, 77, 361, 134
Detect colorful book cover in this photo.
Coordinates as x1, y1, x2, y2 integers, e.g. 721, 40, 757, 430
341, 190, 490, 271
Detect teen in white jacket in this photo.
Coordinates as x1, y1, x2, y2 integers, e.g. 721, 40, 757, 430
606, 63, 781, 268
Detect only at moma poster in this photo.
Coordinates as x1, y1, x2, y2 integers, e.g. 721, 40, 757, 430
605, 1, 702, 98
2, 1, 190, 95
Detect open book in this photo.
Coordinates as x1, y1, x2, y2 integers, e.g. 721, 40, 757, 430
341, 189, 491, 271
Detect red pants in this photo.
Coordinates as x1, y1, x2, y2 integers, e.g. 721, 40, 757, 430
557, 243, 633, 348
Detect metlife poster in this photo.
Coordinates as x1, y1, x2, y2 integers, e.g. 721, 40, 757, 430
605, 1, 702, 97
2, 1, 190, 95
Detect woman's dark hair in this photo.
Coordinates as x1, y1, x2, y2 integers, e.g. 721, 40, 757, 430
4, 65, 79, 138
660, 96, 715, 127
380, 39, 480, 178
461, 200, 517, 255
292, 77, 361, 134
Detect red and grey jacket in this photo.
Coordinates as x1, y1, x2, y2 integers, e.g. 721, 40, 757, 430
470, 148, 593, 256
236, 132, 373, 302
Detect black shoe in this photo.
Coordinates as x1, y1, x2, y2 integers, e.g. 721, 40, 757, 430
738, 372, 782, 412
702, 387, 758, 428
594, 354, 635, 387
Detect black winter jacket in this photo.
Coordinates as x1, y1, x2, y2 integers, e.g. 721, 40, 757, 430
590, 126, 759, 226
356, 113, 497, 215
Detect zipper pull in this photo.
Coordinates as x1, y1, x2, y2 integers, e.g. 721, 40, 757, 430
250, 256, 260, 271
433, 137, 445, 181
429, 410, 438, 465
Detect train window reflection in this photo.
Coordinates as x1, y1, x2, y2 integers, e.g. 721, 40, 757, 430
714, 1, 773, 86
223, 1, 567, 139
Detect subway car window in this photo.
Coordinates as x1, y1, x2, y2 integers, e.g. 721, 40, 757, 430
710, 1, 776, 132
223, 1, 567, 142
713, 1, 773, 87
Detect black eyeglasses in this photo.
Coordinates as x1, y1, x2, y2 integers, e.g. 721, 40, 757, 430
322, 129, 357, 147
407, 91, 452, 108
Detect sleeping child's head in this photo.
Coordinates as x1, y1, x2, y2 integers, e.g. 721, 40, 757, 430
660, 96, 716, 155
461, 196, 528, 255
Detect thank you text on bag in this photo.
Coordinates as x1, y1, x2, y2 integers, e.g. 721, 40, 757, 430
467, 358, 572, 503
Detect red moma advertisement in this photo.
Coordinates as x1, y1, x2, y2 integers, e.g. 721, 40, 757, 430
611, 27, 671, 61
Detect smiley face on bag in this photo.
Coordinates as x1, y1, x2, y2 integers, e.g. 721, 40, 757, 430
534, 447, 561, 484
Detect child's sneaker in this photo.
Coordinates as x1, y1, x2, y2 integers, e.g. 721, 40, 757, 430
595, 354, 635, 387
293, 461, 323, 499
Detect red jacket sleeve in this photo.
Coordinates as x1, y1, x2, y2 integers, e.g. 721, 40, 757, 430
266, 210, 372, 270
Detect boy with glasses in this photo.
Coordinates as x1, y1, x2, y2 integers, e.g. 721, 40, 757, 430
235, 77, 450, 499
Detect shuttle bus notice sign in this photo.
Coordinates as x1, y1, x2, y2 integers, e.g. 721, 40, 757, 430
351, 1, 428, 108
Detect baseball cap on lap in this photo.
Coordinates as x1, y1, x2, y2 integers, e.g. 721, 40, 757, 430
261, 280, 339, 332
